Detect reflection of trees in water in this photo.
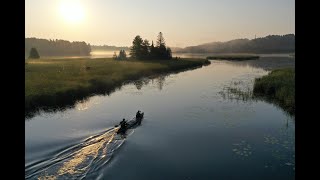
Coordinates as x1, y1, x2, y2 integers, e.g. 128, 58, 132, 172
25, 88, 114, 120
133, 76, 166, 91
156, 76, 166, 90
219, 87, 254, 103
77, 99, 89, 111
134, 81, 143, 90
133, 78, 151, 90
26, 75, 168, 120
222, 57, 295, 71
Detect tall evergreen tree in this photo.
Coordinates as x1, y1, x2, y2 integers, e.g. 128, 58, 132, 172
150, 41, 156, 59
114, 50, 127, 60
130, 35, 143, 59
156, 32, 169, 59
156, 32, 166, 47
141, 39, 150, 59
28, 47, 40, 59
118, 49, 127, 60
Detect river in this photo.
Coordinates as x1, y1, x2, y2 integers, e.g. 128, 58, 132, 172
25, 54, 295, 180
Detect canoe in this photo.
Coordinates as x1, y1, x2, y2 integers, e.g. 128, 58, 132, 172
117, 112, 144, 134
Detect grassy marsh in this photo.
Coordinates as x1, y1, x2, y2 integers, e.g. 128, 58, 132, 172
253, 68, 295, 115
25, 58, 210, 117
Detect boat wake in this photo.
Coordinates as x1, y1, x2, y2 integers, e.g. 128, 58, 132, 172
25, 127, 134, 180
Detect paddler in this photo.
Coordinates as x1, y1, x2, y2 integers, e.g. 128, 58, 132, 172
136, 110, 141, 119
119, 118, 127, 132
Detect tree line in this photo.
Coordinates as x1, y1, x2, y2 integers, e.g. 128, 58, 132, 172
26, 33, 173, 60
91, 45, 130, 51
175, 34, 295, 53
25, 38, 91, 57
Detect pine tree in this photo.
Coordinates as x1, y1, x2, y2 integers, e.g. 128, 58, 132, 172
118, 49, 127, 60
155, 32, 169, 59
28, 47, 40, 59
150, 41, 155, 59
130, 35, 143, 59
156, 32, 166, 47
141, 39, 150, 59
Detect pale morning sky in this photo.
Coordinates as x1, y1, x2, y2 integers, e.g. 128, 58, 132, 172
25, 0, 294, 47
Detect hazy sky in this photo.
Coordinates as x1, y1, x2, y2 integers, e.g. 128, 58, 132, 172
26, 0, 294, 47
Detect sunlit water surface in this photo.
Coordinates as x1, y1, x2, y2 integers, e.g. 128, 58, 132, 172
26, 56, 295, 180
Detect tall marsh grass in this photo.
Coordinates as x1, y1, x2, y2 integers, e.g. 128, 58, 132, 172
253, 68, 295, 115
25, 58, 210, 117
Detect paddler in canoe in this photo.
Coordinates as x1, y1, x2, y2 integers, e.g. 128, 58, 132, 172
117, 118, 127, 134
136, 110, 144, 125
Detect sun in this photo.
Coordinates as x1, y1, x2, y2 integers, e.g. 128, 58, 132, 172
59, 0, 85, 24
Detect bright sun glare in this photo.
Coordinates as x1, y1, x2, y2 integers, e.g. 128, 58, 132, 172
59, 0, 85, 24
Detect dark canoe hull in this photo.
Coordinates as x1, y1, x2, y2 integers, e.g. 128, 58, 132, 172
117, 113, 144, 134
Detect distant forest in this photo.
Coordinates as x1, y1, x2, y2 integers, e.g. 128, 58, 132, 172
175, 34, 295, 53
25, 34, 294, 57
25, 38, 91, 57
91, 45, 130, 51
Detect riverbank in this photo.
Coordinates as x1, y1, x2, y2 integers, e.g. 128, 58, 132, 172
25, 58, 210, 117
207, 54, 259, 60
253, 68, 295, 115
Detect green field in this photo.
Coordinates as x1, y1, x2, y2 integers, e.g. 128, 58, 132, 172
25, 58, 210, 116
253, 68, 295, 115
207, 54, 259, 60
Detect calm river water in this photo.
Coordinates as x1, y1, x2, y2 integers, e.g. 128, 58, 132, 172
25, 55, 295, 180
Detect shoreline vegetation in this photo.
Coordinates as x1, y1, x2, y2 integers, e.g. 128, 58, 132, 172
25, 58, 210, 118
206, 54, 260, 60
253, 68, 295, 115
25, 38, 91, 57
175, 34, 294, 53
25, 33, 295, 59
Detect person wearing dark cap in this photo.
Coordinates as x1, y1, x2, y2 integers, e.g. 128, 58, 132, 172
119, 118, 127, 133
136, 110, 141, 119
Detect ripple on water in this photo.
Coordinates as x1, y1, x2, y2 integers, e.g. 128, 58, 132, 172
263, 130, 295, 171
232, 140, 253, 158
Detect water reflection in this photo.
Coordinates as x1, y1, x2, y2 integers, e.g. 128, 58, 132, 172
26, 73, 170, 120
26, 56, 294, 120
77, 100, 89, 111
155, 76, 166, 90
133, 79, 144, 90
26, 57, 295, 179
216, 57, 295, 71
133, 76, 167, 91
133, 77, 154, 90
